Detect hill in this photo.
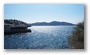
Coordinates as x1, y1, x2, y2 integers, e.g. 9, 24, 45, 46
31, 21, 75, 26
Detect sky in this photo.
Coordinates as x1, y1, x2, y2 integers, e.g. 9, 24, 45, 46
4, 4, 84, 24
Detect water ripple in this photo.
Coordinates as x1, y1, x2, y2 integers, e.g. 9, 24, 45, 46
4, 26, 74, 49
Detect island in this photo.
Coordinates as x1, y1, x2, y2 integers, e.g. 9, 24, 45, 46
4, 19, 31, 34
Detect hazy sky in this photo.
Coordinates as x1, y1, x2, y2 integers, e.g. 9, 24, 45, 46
4, 4, 84, 24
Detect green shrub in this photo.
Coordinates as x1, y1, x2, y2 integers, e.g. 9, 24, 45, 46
68, 22, 84, 49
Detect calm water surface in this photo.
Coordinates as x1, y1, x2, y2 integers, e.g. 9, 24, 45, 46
4, 26, 75, 49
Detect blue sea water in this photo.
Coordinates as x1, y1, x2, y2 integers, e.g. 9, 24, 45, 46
4, 26, 75, 49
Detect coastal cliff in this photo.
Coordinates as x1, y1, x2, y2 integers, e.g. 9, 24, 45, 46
4, 19, 31, 34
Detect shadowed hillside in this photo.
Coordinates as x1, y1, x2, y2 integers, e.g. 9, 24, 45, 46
4, 19, 28, 25
4, 19, 31, 34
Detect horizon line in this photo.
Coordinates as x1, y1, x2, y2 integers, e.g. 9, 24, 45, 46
4, 19, 79, 24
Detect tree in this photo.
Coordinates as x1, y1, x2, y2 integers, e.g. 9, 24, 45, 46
68, 22, 84, 49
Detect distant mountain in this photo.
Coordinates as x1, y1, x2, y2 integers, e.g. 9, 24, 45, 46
31, 21, 75, 26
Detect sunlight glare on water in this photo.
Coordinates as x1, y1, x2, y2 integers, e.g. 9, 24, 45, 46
4, 26, 75, 49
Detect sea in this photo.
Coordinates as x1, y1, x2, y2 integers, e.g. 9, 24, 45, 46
4, 26, 75, 49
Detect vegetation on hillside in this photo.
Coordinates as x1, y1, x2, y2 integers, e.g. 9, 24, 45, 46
4, 19, 28, 25
68, 22, 84, 49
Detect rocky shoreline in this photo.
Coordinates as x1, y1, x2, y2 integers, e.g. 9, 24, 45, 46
4, 19, 31, 35
4, 29, 31, 34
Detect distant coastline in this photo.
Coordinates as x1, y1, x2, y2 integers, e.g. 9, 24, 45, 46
30, 21, 76, 26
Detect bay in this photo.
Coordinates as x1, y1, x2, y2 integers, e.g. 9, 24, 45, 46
4, 26, 75, 49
